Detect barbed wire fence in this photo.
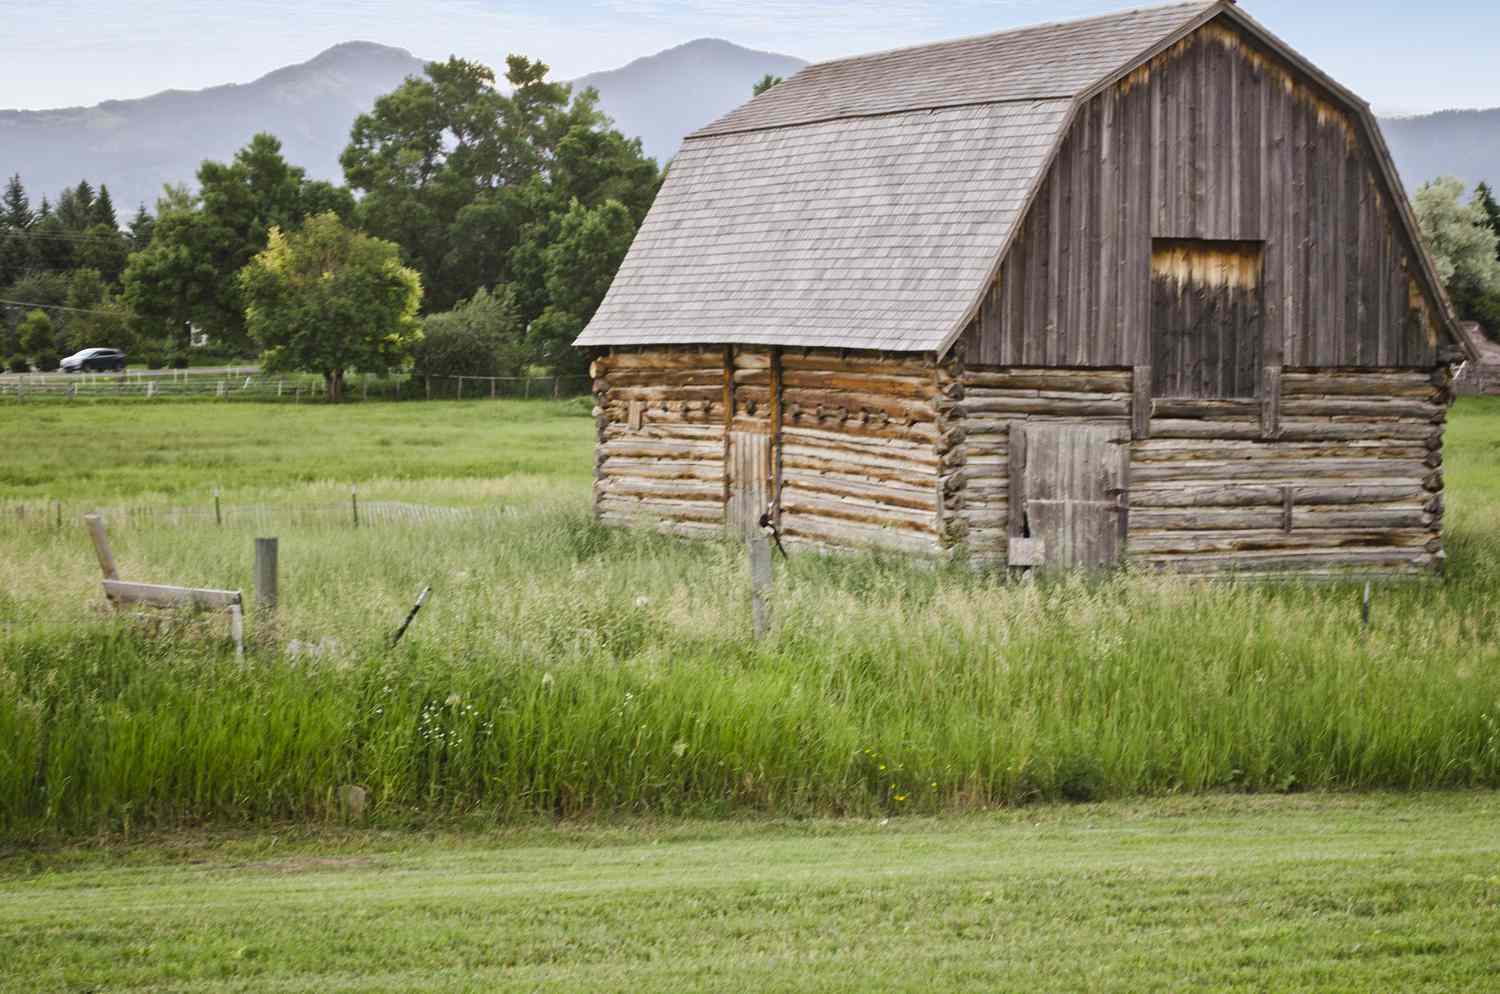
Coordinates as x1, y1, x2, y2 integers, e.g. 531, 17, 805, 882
1, 496, 499, 533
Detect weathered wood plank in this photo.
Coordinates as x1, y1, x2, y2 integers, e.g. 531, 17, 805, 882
103, 580, 242, 610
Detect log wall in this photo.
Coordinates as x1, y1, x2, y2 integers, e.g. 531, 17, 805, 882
592, 347, 951, 556
953, 364, 1449, 578
591, 347, 730, 541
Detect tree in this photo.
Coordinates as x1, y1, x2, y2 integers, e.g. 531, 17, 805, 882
239, 213, 423, 400
1415, 177, 1500, 330
28, 213, 74, 273
752, 74, 784, 96
55, 181, 96, 231
17, 308, 55, 357
1475, 182, 1500, 260
63, 268, 131, 352
93, 185, 119, 230
413, 286, 527, 380
525, 198, 636, 373
1, 175, 32, 230
123, 133, 355, 352
341, 55, 633, 310
127, 204, 155, 251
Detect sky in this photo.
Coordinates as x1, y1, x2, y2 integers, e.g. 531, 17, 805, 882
3, 0, 1497, 116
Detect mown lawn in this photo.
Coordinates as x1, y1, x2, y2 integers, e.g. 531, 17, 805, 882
3, 794, 1498, 993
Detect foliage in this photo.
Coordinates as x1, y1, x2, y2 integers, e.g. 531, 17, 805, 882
64, 268, 131, 352
752, 73, 784, 96
16, 308, 54, 358
341, 54, 658, 342
1, 174, 32, 229
1414, 176, 1500, 329
123, 134, 361, 352
413, 285, 528, 379
239, 213, 423, 400
526, 198, 636, 373
4, 355, 26, 373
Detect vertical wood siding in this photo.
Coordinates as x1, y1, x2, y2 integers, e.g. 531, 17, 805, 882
963, 20, 1443, 370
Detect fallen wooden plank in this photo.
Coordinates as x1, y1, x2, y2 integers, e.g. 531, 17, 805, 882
103, 580, 242, 610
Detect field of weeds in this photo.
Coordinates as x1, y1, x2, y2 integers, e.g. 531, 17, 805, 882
1, 397, 1498, 839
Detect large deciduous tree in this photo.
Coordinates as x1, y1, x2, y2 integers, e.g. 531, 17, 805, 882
123, 134, 359, 353
1415, 177, 1500, 332
341, 55, 658, 319
239, 213, 423, 401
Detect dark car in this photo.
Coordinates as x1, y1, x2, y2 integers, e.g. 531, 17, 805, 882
61, 348, 128, 373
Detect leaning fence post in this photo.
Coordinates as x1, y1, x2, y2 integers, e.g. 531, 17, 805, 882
255, 537, 279, 614
214, 488, 222, 526
84, 512, 119, 580
749, 533, 772, 640
351, 485, 360, 528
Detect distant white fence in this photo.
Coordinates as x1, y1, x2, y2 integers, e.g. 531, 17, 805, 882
2, 499, 492, 531
0, 370, 590, 402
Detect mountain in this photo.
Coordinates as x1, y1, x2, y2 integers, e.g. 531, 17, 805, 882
0, 42, 428, 213
1378, 108, 1500, 190
575, 39, 807, 163
0, 40, 806, 215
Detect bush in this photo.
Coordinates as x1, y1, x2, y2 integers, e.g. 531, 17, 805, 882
144, 351, 165, 370
170, 353, 189, 369
413, 286, 527, 381
33, 351, 59, 372
6, 355, 28, 374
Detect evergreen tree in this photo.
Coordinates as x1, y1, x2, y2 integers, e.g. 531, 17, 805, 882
1475, 182, 1500, 262
56, 181, 97, 230
37, 196, 51, 220
127, 205, 154, 250
93, 185, 119, 230
1, 175, 31, 230
752, 73, 783, 96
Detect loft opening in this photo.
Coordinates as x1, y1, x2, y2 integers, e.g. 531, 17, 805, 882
1150, 238, 1266, 400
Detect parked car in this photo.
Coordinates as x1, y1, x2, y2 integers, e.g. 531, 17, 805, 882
61, 348, 128, 373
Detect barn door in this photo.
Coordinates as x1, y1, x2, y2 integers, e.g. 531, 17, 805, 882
1017, 424, 1128, 570
727, 431, 770, 537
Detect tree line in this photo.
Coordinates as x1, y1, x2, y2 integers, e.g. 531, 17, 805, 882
0, 53, 660, 394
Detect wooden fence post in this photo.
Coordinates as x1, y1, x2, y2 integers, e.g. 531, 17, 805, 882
84, 513, 119, 580
749, 533, 772, 640
214, 488, 222, 527
351, 485, 360, 528
254, 537, 279, 613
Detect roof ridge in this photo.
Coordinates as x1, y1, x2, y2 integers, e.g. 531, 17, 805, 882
683, 96, 1075, 143
786, 1, 1220, 75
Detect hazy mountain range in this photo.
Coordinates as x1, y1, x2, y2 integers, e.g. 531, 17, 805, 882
0, 39, 1493, 214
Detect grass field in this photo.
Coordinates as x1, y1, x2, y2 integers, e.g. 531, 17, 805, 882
1, 398, 1499, 841
3, 793, 1499, 993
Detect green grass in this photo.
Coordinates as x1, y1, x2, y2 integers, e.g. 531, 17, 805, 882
2, 794, 1498, 992
0, 399, 1499, 840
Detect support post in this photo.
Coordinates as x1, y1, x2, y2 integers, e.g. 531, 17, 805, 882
351, 485, 360, 528
84, 512, 118, 580
749, 533, 772, 640
1132, 366, 1152, 441
214, 488, 222, 527
228, 603, 245, 660
254, 538, 279, 613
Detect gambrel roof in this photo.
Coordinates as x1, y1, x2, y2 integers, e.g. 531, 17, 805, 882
576, 1, 1468, 359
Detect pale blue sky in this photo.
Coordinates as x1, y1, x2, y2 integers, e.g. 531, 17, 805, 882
5, 0, 1497, 115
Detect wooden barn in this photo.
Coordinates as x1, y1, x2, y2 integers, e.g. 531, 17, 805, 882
576, 0, 1477, 578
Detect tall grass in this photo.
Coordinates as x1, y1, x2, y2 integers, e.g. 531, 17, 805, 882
1, 399, 1499, 839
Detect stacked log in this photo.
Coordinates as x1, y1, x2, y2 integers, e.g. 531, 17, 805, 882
776, 351, 946, 557
957, 368, 1132, 567
591, 348, 729, 539
1127, 368, 1448, 578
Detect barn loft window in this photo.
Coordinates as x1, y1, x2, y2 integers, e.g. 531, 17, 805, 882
1150, 239, 1266, 400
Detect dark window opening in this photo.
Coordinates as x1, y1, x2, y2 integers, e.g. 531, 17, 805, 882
1150, 239, 1266, 400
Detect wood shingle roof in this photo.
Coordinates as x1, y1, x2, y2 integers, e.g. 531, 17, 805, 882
575, 2, 1222, 352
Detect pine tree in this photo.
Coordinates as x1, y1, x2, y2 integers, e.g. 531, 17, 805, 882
1475, 182, 1500, 263
37, 196, 51, 219
93, 184, 119, 230
128, 204, 154, 250
1, 175, 32, 230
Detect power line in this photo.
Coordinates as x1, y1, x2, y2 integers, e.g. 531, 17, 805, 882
0, 298, 124, 318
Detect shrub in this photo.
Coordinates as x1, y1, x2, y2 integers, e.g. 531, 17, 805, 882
33, 351, 59, 372
413, 286, 527, 381
6, 355, 28, 374
170, 353, 189, 369
144, 350, 165, 371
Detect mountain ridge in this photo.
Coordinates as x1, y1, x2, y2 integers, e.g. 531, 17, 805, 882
0, 41, 1493, 214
